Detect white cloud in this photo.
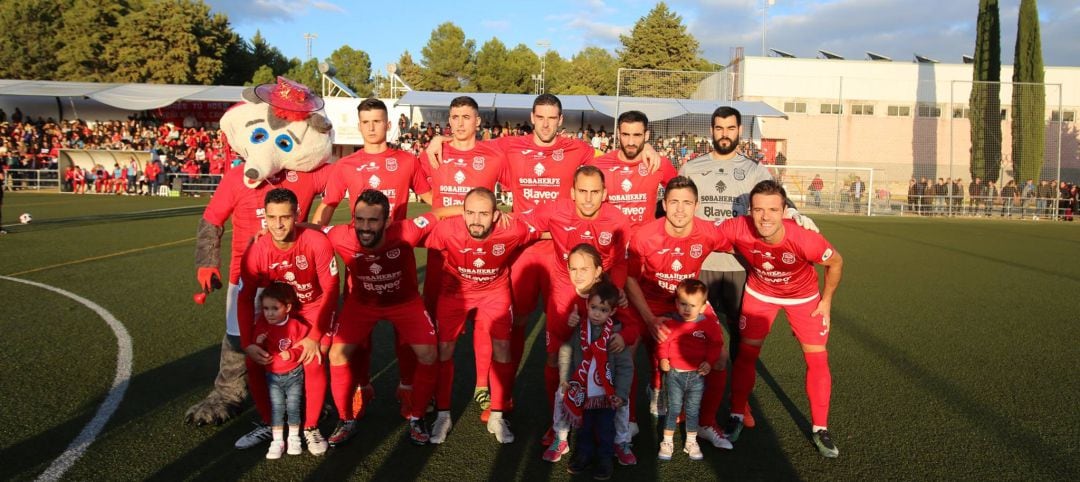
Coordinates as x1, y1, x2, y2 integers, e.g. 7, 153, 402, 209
205, 0, 347, 23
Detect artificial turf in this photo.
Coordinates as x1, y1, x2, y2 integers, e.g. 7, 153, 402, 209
1, 192, 1077, 481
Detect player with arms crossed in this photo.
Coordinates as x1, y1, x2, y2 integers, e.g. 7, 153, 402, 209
236, 187, 339, 455
424, 187, 541, 443
718, 180, 843, 458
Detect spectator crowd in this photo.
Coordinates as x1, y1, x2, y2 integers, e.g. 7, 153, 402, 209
906, 176, 1078, 220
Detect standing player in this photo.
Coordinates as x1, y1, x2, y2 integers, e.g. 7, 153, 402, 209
418, 96, 506, 410
312, 97, 433, 417
424, 187, 541, 444
321, 189, 445, 446
719, 180, 844, 458
236, 187, 339, 455
678, 106, 817, 432
523, 165, 632, 447
623, 176, 735, 449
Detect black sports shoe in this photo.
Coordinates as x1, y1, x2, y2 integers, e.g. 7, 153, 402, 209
592, 458, 614, 480
408, 418, 430, 445
813, 429, 839, 458
723, 415, 745, 443
567, 455, 592, 475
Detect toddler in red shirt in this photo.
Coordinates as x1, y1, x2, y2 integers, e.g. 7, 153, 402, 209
251, 283, 310, 459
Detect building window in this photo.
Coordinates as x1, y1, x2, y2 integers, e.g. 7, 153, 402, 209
851, 104, 874, 116
783, 102, 806, 113
917, 104, 941, 118
820, 103, 842, 115
1051, 110, 1075, 122
952, 107, 971, 118
887, 105, 910, 117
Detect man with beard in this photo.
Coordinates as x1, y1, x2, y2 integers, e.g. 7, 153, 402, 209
321, 189, 455, 446
236, 188, 338, 455
678, 106, 817, 436
423, 187, 541, 444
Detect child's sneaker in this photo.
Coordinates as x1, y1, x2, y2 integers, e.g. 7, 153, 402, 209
658, 440, 674, 461
266, 440, 285, 459
542, 440, 570, 462
614, 442, 637, 465
593, 458, 614, 480
567, 455, 592, 475
684, 439, 704, 461
286, 434, 303, 455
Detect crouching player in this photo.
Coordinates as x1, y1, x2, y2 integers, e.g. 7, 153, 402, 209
719, 180, 844, 458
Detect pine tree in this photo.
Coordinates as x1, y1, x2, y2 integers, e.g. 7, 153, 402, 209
56, 0, 130, 81
618, 2, 703, 71
1010, 0, 1045, 183
474, 38, 511, 92
419, 22, 476, 91
0, 0, 66, 80
329, 45, 374, 97
968, 0, 1002, 181
395, 51, 424, 90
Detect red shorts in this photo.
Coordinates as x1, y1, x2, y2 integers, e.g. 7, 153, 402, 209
509, 241, 553, 318
331, 296, 437, 346
434, 290, 513, 343
544, 279, 585, 353
739, 289, 827, 345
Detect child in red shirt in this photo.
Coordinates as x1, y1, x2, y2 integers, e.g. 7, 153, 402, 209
250, 283, 310, 459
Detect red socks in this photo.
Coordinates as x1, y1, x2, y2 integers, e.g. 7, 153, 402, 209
436, 359, 454, 411
699, 368, 728, 428
510, 324, 526, 370
410, 361, 438, 419
730, 343, 762, 416
489, 359, 515, 411
803, 350, 832, 428
302, 359, 327, 428
474, 331, 493, 390
353, 343, 372, 387
396, 335, 416, 386
330, 363, 354, 420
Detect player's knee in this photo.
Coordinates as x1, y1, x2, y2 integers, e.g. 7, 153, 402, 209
414, 345, 437, 365
801, 344, 826, 353
328, 343, 355, 365
742, 338, 765, 347
438, 342, 456, 361
491, 340, 511, 362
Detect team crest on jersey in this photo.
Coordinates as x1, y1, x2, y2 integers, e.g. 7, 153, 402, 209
782, 252, 796, 264
278, 338, 292, 352
472, 156, 485, 170
369, 263, 383, 274
387, 248, 401, 260
369, 174, 381, 189
692, 330, 706, 339
286, 171, 299, 183
552, 149, 565, 161
734, 168, 746, 181
295, 255, 309, 270
492, 243, 506, 256
534, 162, 545, 176
671, 259, 683, 272
822, 248, 833, 262
598, 231, 613, 246
714, 179, 727, 194
284, 271, 296, 282
762, 261, 774, 271
413, 216, 431, 228
620, 178, 633, 192
385, 158, 398, 172
690, 244, 703, 258
637, 163, 649, 176
454, 170, 466, 185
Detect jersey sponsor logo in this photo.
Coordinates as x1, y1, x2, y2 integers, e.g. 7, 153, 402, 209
369, 174, 381, 189
459, 247, 473, 253
637, 163, 649, 176
671, 259, 683, 272
269, 260, 291, 270
284, 271, 296, 282
620, 178, 633, 192
598, 231, 612, 246
385, 158, 398, 172
690, 244, 703, 258
413, 216, 431, 228
454, 170, 466, 184
762, 261, 774, 271
533, 162, 545, 176
673, 247, 684, 256
286, 171, 299, 183
734, 168, 746, 181
473, 258, 486, 268
521, 149, 533, 156
552, 149, 565, 161
714, 179, 727, 194
580, 230, 594, 240
822, 248, 833, 262
656, 248, 671, 255
472, 156, 485, 170
369, 263, 383, 274
562, 226, 577, 231
492, 243, 506, 256
295, 255, 309, 270
782, 252, 796, 264
387, 248, 401, 259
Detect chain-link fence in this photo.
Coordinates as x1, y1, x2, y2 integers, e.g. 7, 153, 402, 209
614, 69, 720, 166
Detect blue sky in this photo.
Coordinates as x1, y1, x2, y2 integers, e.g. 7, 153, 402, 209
206, 0, 1079, 78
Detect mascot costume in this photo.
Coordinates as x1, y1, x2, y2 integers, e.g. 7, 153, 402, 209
185, 77, 333, 429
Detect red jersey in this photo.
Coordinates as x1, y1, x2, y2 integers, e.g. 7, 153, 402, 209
202, 162, 331, 283
588, 151, 677, 229
495, 135, 594, 214
658, 316, 724, 371
322, 148, 431, 222
419, 142, 505, 208
424, 217, 541, 294
254, 315, 310, 374
526, 198, 631, 287
719, 217, 834, 300
628, 217, 732, 312
326, 213, 437, 306
237, 227, 339, 347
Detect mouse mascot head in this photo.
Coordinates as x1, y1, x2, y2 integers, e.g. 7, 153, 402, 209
220, 76, 333, 188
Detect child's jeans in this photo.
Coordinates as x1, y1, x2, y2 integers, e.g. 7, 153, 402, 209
267, 365, 304, 427
664, 369, 704, 433
575, 408, 616, 462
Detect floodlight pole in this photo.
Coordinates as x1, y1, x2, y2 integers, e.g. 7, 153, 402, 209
762, 0, 768, 57
537, 41, 550, 94
304, 33, 318, 61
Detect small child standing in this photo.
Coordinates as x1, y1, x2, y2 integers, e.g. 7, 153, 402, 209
557, 280, 633, 481
658, 279, 727, 461
250, 282, 310, 459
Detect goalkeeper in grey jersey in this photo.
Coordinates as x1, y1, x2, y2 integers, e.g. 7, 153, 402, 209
675, 106, 818, 446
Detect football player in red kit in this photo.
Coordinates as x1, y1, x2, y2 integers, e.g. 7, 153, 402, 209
719, 180, 844, 459
236, 187, 339, 456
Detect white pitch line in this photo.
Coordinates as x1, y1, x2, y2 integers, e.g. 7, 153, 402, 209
0, 276, 133, 482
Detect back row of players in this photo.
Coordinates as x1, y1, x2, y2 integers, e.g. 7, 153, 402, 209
199, 94, 843, 462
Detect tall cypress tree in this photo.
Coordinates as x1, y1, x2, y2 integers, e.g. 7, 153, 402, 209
1010, 0, 1045, 183
968, 0, 1001, 181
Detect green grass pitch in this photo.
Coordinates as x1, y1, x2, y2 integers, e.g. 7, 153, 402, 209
1, 192, 1077, 481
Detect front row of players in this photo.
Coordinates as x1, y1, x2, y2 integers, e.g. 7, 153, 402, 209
236, 173, 844, 464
